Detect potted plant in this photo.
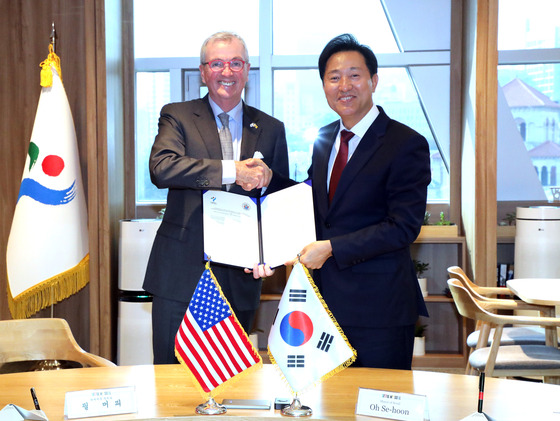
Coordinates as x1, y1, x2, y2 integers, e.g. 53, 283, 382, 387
497, 211, 516, 237
418, 211, 458, 238
413, 322, 427, 356
423, 211, 431, 225
436, 211, 452, 226
414, 259, 429, 298
503, 212, 516, 226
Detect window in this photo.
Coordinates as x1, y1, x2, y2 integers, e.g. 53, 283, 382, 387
133, 0, 260, 58
497, 0, 560, 202
272, 0, 398, 55
133, 0, 452, 207
498, 0, 560, 51
136, 72, 170, 203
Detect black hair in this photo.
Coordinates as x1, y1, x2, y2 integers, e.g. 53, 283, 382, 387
318, 33, 378, 81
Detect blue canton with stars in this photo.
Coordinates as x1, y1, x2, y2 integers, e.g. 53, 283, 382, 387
189, 269, 232, 331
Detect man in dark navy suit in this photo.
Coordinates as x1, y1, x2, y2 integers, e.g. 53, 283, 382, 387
256, 34, 430, 369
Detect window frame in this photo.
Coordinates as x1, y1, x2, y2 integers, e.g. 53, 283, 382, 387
130, 0, 456, 220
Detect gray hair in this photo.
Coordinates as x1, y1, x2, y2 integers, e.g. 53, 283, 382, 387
200, 31, 249, 64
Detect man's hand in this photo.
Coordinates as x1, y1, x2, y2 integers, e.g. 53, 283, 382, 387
244, 263, 275, 279
235, 158, 272, 191
285, 240, 333, 269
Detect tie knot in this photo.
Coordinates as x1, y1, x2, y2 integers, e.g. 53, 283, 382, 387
218, 113, 230, 129
340, 130, 354, 144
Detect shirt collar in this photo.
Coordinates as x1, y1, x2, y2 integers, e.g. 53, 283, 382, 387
339, 103, 380, 138
208, 97, 243, 125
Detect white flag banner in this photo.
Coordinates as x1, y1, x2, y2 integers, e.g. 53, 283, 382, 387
268, 262, 356, 393
6, 45, 89, 318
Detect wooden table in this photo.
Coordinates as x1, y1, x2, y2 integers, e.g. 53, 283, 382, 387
507, 278, 560, 306
506, 278, 560, 348
1, 364, 560, 420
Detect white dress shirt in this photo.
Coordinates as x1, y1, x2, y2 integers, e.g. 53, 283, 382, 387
208, 97, 243, 184
327, 104, 380, 188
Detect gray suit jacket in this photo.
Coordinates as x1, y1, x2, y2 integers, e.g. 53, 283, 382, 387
143, 95, 289, 312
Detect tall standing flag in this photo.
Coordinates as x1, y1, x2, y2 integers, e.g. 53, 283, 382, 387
6, 44, 89, 319
268, 262, 356, 393
175, 263, 262, 399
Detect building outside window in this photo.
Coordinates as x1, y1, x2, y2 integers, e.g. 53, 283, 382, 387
497, 0, 560, 202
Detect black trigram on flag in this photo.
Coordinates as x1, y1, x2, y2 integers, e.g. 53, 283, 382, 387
289, 289, 306, 302
287, 355, 305, 368
317, 332, 334, 352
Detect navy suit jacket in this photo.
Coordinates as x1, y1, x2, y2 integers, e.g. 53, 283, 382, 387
143, 95, 289, 312
271, 106, 430, 327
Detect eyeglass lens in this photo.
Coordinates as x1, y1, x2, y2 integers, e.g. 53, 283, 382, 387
208, 59, 245, 71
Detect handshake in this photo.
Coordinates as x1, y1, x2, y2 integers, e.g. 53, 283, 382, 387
234, 157, 272, 191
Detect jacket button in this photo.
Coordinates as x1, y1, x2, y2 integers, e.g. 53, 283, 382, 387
325, 223, 331, 228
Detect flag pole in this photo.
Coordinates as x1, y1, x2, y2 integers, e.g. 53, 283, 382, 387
50, 22, 57, 54
49, 21, 57, 319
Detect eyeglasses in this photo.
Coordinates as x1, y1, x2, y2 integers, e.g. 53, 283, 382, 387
203, 59, 246, 72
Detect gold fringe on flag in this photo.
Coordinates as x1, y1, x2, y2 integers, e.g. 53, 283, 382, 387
39, 43, 62, 88
175, 261, 263, 401
7, 254, 89, 319
268, 263, 357, 395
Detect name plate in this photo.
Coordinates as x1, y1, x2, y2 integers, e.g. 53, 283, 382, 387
356, 388, 428, 421
64, 386, 137, 419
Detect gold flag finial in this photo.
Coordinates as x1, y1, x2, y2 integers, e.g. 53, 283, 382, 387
50, 22, 57, 54
40, 22, 61, 87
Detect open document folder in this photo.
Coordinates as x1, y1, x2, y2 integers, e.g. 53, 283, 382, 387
203, 182, 316, 269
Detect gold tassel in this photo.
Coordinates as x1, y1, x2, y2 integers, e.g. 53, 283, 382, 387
7, 255, 89, 319
39, 44, 62, 88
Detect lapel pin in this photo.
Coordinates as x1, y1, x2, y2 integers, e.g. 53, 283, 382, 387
250, 122, 258, 129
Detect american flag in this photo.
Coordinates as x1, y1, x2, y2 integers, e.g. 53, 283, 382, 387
175, 266, 262, 397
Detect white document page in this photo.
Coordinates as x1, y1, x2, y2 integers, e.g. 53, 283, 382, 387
203, 190, 260, 268
260, 182, 315, 268
203, 183, 315, 269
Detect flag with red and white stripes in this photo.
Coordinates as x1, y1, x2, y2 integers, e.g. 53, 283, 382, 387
175, 264, 262, 398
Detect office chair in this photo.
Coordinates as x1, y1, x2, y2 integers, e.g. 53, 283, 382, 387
448, 278, 560, 384
0, 318, 115, 373
447, 266, 556, 374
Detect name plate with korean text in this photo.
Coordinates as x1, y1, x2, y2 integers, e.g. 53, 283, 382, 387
356, 388, 428, 421
64, 386, 136, 419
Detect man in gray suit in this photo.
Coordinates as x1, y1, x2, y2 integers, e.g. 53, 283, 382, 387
143, 32, 289, 364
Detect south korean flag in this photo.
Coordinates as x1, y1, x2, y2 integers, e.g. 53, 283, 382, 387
268, 263, 356, 393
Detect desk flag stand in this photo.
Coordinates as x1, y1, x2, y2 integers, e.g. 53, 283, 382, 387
460, 372, 496, 421
195, 396, 226, 415
281, 395, 312, 417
